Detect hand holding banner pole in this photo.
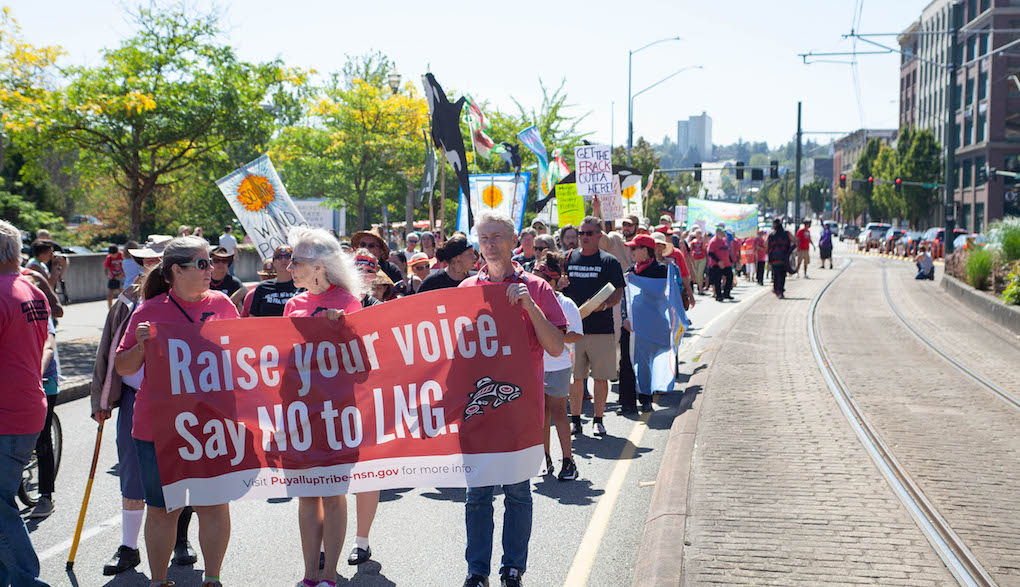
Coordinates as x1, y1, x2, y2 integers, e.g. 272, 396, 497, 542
67, 420, 105, 571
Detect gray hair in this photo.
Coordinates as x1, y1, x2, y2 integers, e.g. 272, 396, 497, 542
475, 211, 515, 236
142, 235, 211, 300
288, 226, 364, 298
535, 234, 556, 250
0, 220, 22, 265
519, 227, 537, 239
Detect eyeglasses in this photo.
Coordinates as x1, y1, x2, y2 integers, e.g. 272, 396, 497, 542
578, 230, 598, 236
178, 259, 211, 270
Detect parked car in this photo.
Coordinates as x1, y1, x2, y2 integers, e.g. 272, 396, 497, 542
896, 231, 924, 257
880, 228, 907, 253
860, 223, 891, 251
919, 227, 969, 258
839, 225, 860, 241
953, 233, 986, 251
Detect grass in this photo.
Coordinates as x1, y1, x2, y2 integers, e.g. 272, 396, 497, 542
989, 216, 1020, 263
965, 248, 996, 290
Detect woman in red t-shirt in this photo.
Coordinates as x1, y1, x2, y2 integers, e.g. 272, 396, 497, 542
115, 236, 239, 587
282, 227, 366, 585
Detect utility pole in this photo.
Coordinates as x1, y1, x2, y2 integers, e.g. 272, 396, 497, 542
627, 51, 633, 165
794, 101, 802, 225
944, 2, 959, 255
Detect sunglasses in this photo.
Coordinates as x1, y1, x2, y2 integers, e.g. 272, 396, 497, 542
578, 230, 598, 236
364, 241, 382, 250
412, 264, 430, 271
274, 251, 292, 260
212, 257, 231, 265
407, 239, 419, 244
179, 259, 212, 270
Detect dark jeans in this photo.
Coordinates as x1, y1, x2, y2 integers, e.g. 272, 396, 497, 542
722, 267, 734, 296
466, 480, 532, 577
0, 433, 49, 586
771, 262, 787, 294
709, 265, 722, 297
756, 261, 765, 285
618, 329, 636, 411
35, 395, 58, 496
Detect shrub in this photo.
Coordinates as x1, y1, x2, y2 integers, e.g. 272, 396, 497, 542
988, 216, 1020, 263
1002, 263, 1020, 305
965, 248, 996, 290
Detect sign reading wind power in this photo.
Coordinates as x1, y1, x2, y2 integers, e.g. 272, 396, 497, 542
216, 155, 309, 260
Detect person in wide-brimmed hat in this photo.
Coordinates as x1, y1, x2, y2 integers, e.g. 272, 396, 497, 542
351, 229, 403, 283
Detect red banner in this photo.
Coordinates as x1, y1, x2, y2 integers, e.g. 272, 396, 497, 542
144, 284, 543, 509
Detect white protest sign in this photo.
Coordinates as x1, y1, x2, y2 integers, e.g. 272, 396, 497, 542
574, 144, 614, 200
217, 155, 309, 260
597, 175, 624, 222
621, 177, 642, 216
293, 199, 346, 236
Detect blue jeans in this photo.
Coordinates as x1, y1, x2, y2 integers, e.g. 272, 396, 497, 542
0, 434, 49, 587
465, 480, 532, 577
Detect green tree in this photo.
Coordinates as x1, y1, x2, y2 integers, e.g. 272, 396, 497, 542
843, 138, 882, 222
871, 144, 902, 220
26, 5, 302, 239
802, 178, 829, 215
899, 129, 942, 227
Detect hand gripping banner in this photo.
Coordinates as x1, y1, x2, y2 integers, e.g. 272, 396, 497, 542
144, 285, 544, 509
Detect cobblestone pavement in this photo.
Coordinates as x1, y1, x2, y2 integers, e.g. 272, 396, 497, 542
682, 263, 955, 586
884, 260, 1020, 391
818, 258, 1020, 584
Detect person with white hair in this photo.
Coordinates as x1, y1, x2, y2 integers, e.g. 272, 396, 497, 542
0, 219, 52, 586
114, 236, 239, 587
282, 227, 364, 587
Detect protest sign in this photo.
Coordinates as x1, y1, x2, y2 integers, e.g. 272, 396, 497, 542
293, 199, 345, 236
457, 173, 531, 235
574, 144, 614, 199
674, 205, 688, 226
555, 182, 584, 227
621, 177, 642, 216
217, 155, 309, 260
596, 175, 624, 222
144, 285, 544, 509
687, 197, 758, 237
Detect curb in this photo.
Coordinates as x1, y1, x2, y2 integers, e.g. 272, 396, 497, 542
940, 273, 1020, 336
631, 288, 771, 587
56, 380, 90, 406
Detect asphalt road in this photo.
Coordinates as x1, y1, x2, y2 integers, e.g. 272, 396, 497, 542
28, 261, 767, 587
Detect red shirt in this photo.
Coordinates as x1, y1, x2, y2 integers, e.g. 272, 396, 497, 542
688, 238, 706, 260
1, 273, 50, 435
118, 290, 240, 441
755, 236, 768, 262
667, 249, 690, 278
796, 228, 811, 250
283, 285, 362, 318
104, 252, 125, 278
707, 236, 731, 268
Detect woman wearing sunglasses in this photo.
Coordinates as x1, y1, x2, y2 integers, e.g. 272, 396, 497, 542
114, 236, 241, 587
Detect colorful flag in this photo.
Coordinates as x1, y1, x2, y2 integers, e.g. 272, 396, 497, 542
464, 95, 497, 160
517, 126, 551, 195
457, 173, 531, 235
624, 264, 690, 395
548, 148, 570, 188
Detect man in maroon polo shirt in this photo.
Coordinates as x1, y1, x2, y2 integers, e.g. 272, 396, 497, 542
459, 211, 566, 587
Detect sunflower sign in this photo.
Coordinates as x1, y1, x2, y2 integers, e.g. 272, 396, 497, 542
216, 155, 309, 260
621, 177, 642, 216
457, 173, 531, 235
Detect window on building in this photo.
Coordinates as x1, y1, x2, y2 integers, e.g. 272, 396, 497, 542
964, 117, 973, 145
967, 0, 977, 21
980, 0, 989, 13
966, 36, 977, 61
965, 77, 974, 105
962, 204, 972, 232
954, 162, 961, 187
978, 69, 987, 100
1007, 111, 1020, 142
977, 111, 986, 142
979, 33, 988, 56
975, 202, 985, 233
976, 156, 986, 185
963, 160, 972, 187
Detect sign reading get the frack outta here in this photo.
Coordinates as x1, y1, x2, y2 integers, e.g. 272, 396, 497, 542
574, 144, 614, 200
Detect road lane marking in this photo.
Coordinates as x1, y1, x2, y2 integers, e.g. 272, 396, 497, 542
37, 513, 121, 562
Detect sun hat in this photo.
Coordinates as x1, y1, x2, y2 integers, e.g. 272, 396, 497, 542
408, 252, 431, 268
651, 231, 674, 256
351, 229, 390, 259
127, 235, 172, 259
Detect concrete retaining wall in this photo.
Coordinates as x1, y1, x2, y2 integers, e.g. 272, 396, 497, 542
940, 273, 1020, 336
58, 248, 261, 303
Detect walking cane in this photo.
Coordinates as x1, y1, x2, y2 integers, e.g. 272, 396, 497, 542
67, 420, 104, 571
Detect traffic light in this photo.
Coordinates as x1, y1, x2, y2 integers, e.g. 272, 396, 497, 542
868, 176, 874, 187
694, 163, 702, 182
751, 168, 764, 181
839, 174, 846, 188
770, 160, 779, 179
735, 161, 744, 180
895, 177, 902, 193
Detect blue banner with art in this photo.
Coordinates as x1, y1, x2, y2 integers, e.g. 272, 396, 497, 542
687, 197, 759, 237
625, 264, 690, 394
457, 173, 531, 235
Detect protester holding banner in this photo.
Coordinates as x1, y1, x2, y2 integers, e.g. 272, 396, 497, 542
281, 226, 364, 587
459, 211, 567, 587
533, 251, 582, 481
241, 245, 302, 317
1, 219, 51, 587
418, 236, 477, 293
707, 228, 734, 302
563, 216, 626, 437
114, 236, 239, 587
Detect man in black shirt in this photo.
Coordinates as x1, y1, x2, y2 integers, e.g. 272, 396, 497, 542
209, 247, 247, 309
562, 215, 626, 437
418, 236, 477, 292
243, 246, 303, 317
511, 227, 537, 266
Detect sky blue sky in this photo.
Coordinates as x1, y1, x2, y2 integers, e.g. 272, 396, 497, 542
9, 0, 928, 150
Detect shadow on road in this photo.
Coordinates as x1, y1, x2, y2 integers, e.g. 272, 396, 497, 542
344, 560, 396, 586
532, 476, 604, 506
378, 488, 413, 503
418, 487, 466, 503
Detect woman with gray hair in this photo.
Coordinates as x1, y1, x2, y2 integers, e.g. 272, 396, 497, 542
282, 226, 364, 586
114, 235, 240, 587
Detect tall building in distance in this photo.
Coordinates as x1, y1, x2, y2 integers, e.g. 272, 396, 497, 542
677, 111, 713, 161
898, 0, 1020, 232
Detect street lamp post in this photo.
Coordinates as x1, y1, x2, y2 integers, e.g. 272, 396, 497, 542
387, 72, 402, 95
627, 36, 682, 165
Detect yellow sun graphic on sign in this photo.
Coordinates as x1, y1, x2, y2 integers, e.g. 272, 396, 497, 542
237, 175, 275, 212
482, 185, 504, 208
622, 184, 638, 200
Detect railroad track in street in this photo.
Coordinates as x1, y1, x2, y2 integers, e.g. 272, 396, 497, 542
880, 263, 1020, 411
808, 260, 998, 587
